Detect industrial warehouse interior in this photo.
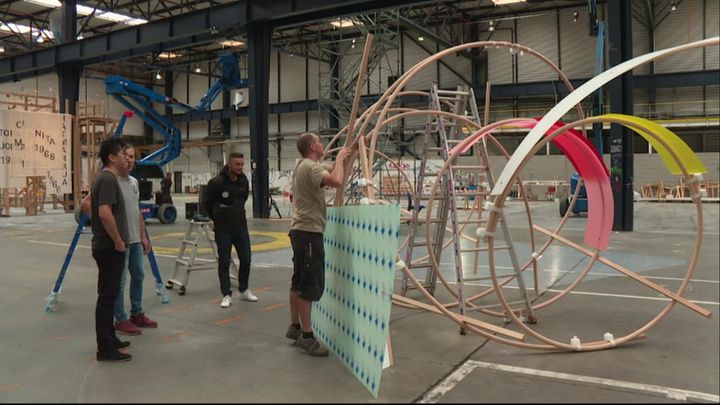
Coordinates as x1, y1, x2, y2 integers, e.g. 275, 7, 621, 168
1, 0, 718, 402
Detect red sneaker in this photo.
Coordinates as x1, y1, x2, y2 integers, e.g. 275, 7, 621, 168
115, 320, 142, 335
131, 313, 158, 328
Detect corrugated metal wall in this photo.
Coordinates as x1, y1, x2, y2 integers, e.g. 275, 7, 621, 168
559, 6, 597, 78
655, 0, 705, 74
517, 12, 560, 82
487, 28, 513, 84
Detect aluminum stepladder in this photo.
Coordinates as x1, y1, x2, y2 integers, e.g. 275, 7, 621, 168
45, 113, 170, 313
399, 84, 536, 329
400, 83, 458, 297
456, 86, 537, 325
165, 218, 238, 296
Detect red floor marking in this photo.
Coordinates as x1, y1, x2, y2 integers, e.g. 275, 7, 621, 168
214, 315, 244, 326
260, 303, 286, 312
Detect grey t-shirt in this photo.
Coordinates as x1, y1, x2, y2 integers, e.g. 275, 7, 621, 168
290, 159, 329, 234
91, 170, 129, 251
118, 175, 141, 244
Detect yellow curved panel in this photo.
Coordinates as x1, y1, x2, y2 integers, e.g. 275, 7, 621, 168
600, 114, 708, 175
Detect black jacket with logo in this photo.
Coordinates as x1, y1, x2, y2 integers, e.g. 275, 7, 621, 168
202, 166, 249, 231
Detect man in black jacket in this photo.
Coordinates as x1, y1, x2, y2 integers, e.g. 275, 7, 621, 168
202, 151, 258, 308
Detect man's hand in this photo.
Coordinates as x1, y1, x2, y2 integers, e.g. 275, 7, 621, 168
114, 240, 127, 253
141, 237, 151, 255
336, 147, 351, 163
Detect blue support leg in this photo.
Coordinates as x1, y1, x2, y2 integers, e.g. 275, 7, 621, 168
144, 227, 170, 304
46, 213, 90, 313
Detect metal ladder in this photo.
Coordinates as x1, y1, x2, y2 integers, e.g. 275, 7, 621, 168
453, 87, 537, 324
400, 83, 463, 296
399, 83, 536, 324
166, 219, 238, 296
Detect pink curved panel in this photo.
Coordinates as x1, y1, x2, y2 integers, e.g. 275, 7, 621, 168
544, 120, 612, 250
458, 119, 612, 250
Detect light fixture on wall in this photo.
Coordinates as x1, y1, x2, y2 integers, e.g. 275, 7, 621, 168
488, 20, 495, 32
36, 33, 44, 43
76, 34, 84, 40
573, 12, 579, 22
155, 71, 162, 80
670, 2, 677, 11
351, 38, 356, 49
0, 45, 5, 53
194, 64, 202, 73
417, 35, 424, 41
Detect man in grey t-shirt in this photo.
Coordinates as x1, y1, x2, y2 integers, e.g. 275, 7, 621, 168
90, 137, 133, 362
286, 132, 350, 357
113, 144, 158, 335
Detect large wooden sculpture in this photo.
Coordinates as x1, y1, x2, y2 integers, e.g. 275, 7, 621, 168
323, 36, 718, 352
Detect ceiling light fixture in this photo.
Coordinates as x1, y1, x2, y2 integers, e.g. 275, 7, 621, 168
36, 34, 45, 43
0, 45, 5, 53
418, 35, 424, 41
330, 18, 355, 28
155, 72, 162, 80
491, 0, 526, 5
194, 65, 202, 73
488, 20, 495, 32
670, 2, 677, 11
573, 12, 579, 22
158, 51, 180, 59
219, 40, 244, 47
24, 0, 147, 25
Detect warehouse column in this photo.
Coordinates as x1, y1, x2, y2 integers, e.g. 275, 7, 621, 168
248, 22, 272, 218
608, 0, 634, 231
57, 0, 80, 207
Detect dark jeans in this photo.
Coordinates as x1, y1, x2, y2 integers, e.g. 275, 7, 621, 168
92, 248, 124, 352
215, 228, 251, 296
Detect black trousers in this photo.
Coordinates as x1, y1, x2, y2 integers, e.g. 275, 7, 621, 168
215, 228, 251, 296
92, 248, 124, 352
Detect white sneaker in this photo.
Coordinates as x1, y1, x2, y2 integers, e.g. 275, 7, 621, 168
220, 295, 232, 308
239, 289, 258, 302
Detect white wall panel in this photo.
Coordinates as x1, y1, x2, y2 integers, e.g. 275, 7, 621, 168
655, 0, 704, 73
517, 12, 559, 82
705, 0, 719, 69
559, 7, 597, 78
308, 52, 320, 100
280, 51, 307, 102
487, 29, 513, 84
631, 10, 651, 75
269, 51, 279, 103
439, 52, 471, 90
403, 35, 437, 91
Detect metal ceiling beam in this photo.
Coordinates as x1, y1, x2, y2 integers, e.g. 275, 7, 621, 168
0, 0, 436, 82
170, 70, 720, 123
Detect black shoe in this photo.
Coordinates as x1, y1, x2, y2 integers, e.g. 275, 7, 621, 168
96, 350, 132, 362
113, 339, 130, 349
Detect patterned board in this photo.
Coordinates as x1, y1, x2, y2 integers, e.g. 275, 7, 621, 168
312, 204, 401, 397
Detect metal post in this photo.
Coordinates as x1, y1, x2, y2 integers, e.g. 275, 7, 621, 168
608, 0, 634, 231
248, 22, 272, 218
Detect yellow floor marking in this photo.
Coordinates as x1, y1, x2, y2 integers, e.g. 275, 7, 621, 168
150, 230, 290, 255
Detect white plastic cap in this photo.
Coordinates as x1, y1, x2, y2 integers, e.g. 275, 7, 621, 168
395, 260, 406, 269
570, 335, 582, 351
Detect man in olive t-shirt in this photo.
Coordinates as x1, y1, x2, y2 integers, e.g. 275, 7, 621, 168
90, 137, 132, 362
286, 132, 350, 357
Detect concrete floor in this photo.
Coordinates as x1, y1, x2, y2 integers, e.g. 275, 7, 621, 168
0, 195, 718, 403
